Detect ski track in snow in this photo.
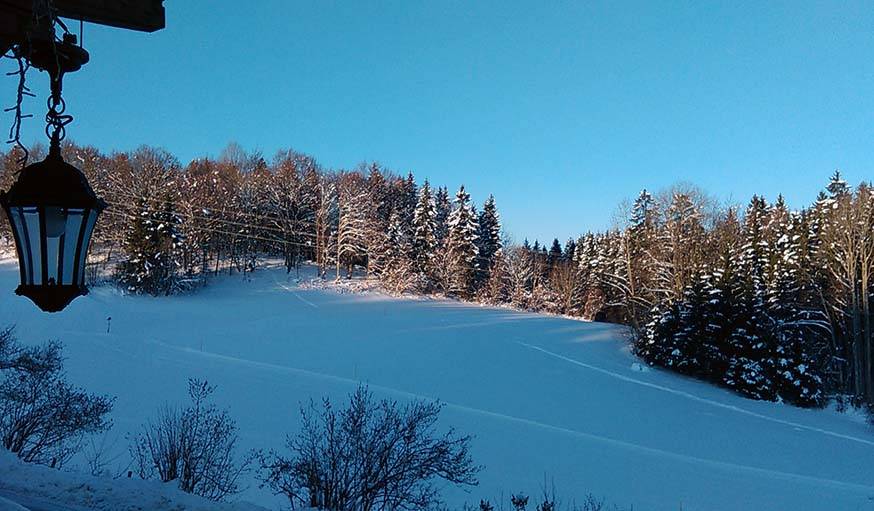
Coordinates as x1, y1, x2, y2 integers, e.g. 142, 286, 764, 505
274, 277, 320, 309
517, 341, 874, 448
143, 337, 874, 495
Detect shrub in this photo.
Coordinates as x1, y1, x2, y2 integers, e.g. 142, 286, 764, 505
131, 379, 252, 501
0, 327, 113, 467
260, 385, 480, 511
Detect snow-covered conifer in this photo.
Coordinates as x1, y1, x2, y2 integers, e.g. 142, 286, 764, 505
445, 186, 480, 298
412, 180, 439, 289
381, 210, 415, 293
476, 195, 502, 283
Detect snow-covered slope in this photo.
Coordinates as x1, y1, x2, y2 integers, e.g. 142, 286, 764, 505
0, 449, 268, 511
1, 260, 873, 511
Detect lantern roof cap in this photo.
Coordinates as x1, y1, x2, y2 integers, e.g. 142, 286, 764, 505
0, 150, 106, 210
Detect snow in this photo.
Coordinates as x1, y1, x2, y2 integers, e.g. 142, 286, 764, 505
1, 259, 874, 510
0, 449, 267, 511
0, 495, 27, 511
630, 362, 648, 372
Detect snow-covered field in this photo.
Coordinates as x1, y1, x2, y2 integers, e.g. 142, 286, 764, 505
1, 260, 873, 511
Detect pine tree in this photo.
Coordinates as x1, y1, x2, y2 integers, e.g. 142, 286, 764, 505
639, 301, 683, 368
826, 169, 849, 199
476, 195, 502, 284
412, 181, 439, 290
722, 239, 776, 401
118, 195, 184, 296
393, 172, 418, 226
620, 189, 659, 330
573, 234, 598, 320
668, 274, 713, 373
764, 213, 826, 406
507, 246, 534, 308
547, 239, 563, 266
739, 195, 770, 296
434, 186, 451, 246
630, 189, 655, 232
365, 164, 391, 276
563, 238, 576, 261
445, 186, 479, 298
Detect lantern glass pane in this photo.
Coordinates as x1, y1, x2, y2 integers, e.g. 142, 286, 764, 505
45, 231, 60, 285
77, 209, 98, 286
22, 207, 42, 285
44, 206, 67, 285
62, 209, 85, 285
9, 207, 32, 285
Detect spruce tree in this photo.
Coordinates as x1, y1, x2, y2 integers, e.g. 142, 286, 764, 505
434, 186, 451, 245
739, 195, 770, 294
574, 234, 598, 320
725, 195, 774, 400
547, 239, 563, 266
365, 164, 391, 275
764, 213, 825, 406
394, 172, 418, 226
629, 189, 655, 232
826, 169, 849, 198
412, 181, 439, 290
475, 194, 502, 284
445, 186, 479, 298
563, 238, 576, 261
119, 195, 184, 296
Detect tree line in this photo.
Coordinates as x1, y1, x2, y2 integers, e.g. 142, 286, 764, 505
1, 143, 873, 408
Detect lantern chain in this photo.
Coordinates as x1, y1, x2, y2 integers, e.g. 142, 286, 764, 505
41, 0, 74, 152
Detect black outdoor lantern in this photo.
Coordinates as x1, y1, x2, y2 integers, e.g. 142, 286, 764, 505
0, 23, 105, 312
1, 1, 164, 313
0, 144, 105, 312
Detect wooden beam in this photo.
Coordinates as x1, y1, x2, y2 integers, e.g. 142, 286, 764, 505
0, 0, 165, 33
0, 6, 27, 54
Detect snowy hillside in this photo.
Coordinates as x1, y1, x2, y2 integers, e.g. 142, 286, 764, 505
1, 260, 873, 510
0, 449, 267, 511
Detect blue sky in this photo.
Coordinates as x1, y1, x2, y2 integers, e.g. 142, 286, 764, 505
4, 1, 873, 243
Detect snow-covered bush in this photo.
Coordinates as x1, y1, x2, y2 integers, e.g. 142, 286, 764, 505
259, 385, 480, 511
0, 327, 113, 467
130, 379, 252, 501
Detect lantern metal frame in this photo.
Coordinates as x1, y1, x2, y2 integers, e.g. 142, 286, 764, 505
0, 144, 106, 312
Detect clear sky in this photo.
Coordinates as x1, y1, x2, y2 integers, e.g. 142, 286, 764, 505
4, 1, 873, 243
